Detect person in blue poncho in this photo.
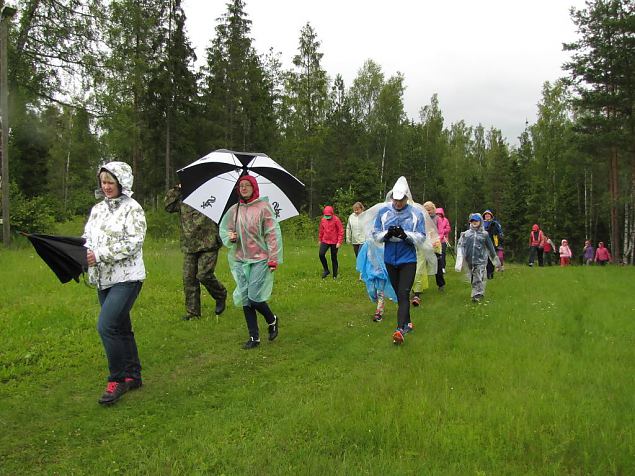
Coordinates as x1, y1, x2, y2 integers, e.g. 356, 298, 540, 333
372, 177, 426, 345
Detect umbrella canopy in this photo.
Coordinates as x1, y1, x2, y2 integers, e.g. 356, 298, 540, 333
22, 233, 88, 283
177, 149, 305, 223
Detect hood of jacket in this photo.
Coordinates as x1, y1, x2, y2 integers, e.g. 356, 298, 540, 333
96, 161, 134, 199
237, 174, 260, 203
435, 207, 445, 217
323, 205, 335, 217
532, 224, 539, 231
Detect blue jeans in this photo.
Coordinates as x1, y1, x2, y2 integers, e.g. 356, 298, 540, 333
97, 281, 143, 382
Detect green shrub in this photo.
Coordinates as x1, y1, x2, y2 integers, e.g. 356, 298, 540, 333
145, 208, 179, 240
280, 212, 319, 240
7, 182, 55, 234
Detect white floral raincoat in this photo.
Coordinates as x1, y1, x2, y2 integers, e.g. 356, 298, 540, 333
83, 161, 146, 289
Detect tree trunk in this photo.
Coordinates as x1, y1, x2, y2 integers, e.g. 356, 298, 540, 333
609, 146, 620, 261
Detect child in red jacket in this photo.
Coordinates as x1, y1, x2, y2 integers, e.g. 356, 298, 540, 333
318, 205, 344, 279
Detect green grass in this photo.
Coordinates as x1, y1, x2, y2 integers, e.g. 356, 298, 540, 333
1, 227, 634, 475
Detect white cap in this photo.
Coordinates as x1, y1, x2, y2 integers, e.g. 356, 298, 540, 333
390, 176, 409, 200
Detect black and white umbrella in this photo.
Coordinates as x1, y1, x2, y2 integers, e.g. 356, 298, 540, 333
177, 149, 305, 223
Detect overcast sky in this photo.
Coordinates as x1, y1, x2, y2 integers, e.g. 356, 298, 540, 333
182, 0, 587, 145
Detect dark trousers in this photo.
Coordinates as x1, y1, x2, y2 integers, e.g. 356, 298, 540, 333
243, 300, 276, 340
352, 244, 361, 258
97, 281, 143, 382
440, 242, 447, 270
529, 246, 544, 266
435, 254, 446, 288
319, 243, 339, 277
544, 252, 554, 266
183, 250, 227, 317
486, 259, 495, 278
385, 261, 417, 330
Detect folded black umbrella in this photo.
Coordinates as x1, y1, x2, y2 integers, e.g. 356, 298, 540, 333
22, 232, 88, 283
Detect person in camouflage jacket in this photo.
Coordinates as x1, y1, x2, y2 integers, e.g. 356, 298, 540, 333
165, 184, 227, 320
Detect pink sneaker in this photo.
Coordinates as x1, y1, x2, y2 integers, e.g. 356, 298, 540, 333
392, 329, 404, 345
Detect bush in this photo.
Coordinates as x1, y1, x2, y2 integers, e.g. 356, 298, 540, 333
280, 213, 319, 240
145, 209, 179, 240
6, 182, 55, 235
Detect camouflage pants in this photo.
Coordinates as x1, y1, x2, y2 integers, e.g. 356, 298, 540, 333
183, 250, 227, 317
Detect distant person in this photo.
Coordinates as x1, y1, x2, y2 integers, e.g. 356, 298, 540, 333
435, 207, 451, 273
582, 240, 595, 265
423, 201, 445, 292
318, 205, 344, 279
220, 175, 281, 349
482, 209, 503, 278
559, 239, 572, 266
457, 213, 500, 303
528, 224, 545, 267
165, 184, 227, 321
346, 202, 366, 259
84, 161, 146, 406
373, 177, 426, 345
543, 235, 556, 266
594, 241, 612, 265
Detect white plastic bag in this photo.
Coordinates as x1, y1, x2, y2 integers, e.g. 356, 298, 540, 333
454, 246, 464, 272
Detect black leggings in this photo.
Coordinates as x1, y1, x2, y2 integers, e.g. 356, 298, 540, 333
319, 243, 339, 276
385, 261, 417, 329
243, 300, 275, 340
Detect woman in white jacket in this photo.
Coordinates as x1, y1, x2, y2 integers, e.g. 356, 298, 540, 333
346, 202, 366, 258
83, 161, 146, 405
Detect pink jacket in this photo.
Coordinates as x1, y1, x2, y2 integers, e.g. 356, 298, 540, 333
595, 244, 612, 262
559, 244, 572, 258
435, 208, 451, 242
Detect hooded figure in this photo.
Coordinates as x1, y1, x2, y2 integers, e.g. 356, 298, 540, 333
594, 241, 612, 265
559, 239, 572, 266
528, 224, 545, 267
83, 161, 146, 405
318, 205, 344, 278
482, 209, 504, 277
84, 161, 146, 290
457, 213, 500, 302
220, 174, 282, 349
371, 177, 426, 344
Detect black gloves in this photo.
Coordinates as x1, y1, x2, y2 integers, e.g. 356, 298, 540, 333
386, 225, 407, 240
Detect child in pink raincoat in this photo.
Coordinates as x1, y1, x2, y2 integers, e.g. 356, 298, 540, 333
559, 239, 572, 266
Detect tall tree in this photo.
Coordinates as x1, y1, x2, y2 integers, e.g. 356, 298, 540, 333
285, 22, 329, 215
200, 0, 275, 153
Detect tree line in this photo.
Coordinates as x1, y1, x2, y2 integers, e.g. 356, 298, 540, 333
0, 0, 633, 263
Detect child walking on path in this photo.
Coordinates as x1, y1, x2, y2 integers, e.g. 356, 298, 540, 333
346, 202, 366, 258
457, 213, 500, 303
318, 205, 344, 279
559, 239, 572, 266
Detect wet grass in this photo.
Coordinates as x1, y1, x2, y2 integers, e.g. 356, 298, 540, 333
1, 228, 634, 475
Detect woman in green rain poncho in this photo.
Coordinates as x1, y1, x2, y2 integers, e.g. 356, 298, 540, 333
220, 174, 282, 349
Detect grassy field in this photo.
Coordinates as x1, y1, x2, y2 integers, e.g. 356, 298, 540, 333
1, 224, 634, 475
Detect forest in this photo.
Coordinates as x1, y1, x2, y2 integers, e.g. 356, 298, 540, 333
0, 0, 633, 263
